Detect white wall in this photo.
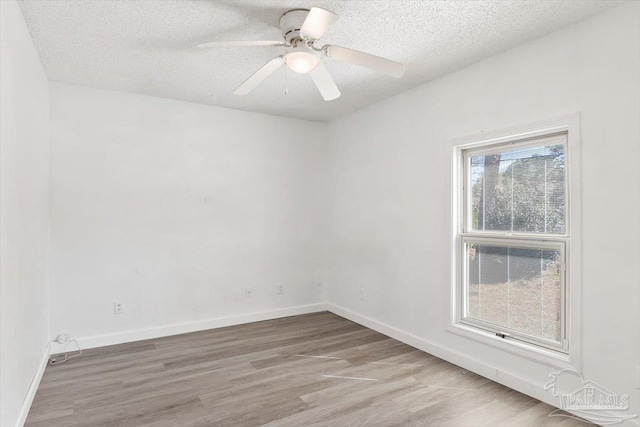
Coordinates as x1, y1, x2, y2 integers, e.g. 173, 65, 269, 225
6, 1, 639, 424
326, 1, 639, 421
0, 1, 51, 426
48, 83, 328, 346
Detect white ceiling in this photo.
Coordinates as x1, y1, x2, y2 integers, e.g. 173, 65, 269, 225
19, 0, 621, 122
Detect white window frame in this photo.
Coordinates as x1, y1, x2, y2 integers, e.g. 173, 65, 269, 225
448, 114, 582, 370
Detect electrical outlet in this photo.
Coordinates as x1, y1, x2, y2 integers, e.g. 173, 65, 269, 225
277, 285, 284, 295
245, 288, 253, 299
114, 301, 124, 315
54, 334, 69, 344
360, 288, 366, 301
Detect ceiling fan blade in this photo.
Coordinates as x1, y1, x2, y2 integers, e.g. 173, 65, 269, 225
234, 56, 284, 96
198, 40, 286, 48
324, 45, 405, 78
309, 60, 340, 101
300, 7, 338, 40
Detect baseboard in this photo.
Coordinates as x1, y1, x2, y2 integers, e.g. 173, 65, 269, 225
327, 303, 554, 399
326, 303, 638, 426
75, 303, 328, 350
15, 345, 50, 427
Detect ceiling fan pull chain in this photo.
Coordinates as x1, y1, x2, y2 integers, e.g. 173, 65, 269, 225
284, 66, 289, 95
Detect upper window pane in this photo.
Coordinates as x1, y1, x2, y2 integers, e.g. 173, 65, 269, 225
468, 138, 566, 234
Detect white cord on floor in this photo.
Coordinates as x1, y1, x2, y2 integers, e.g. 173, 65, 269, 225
49, 339, 82, 365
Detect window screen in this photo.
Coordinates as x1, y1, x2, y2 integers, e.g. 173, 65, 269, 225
465, 242, 562, 343
469, 142, 565, 234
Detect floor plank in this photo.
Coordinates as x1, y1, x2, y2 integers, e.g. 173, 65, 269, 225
26, 312, 588, 426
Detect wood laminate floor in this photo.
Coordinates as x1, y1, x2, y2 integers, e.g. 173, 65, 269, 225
26, 312, 587, 427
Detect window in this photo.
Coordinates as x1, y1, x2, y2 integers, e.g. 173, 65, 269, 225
454, 132, 570, 353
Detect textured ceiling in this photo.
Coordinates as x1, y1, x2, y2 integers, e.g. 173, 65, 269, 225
19, 0, 622, 122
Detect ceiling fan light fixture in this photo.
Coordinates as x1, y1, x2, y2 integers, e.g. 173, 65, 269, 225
284, 45, 319, 74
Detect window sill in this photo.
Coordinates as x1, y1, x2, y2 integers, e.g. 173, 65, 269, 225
447, 322, 578, 371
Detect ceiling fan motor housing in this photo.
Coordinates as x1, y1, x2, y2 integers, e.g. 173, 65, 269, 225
280, 9, 310, 44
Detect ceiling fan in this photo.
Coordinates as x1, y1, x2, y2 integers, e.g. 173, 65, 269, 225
198, 7, 406, 101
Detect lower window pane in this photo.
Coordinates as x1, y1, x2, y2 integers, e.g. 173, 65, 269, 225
466, 243, 562, 343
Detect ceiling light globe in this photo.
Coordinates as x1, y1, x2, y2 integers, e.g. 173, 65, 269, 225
284, 46, 319, 74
